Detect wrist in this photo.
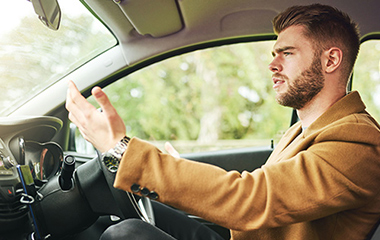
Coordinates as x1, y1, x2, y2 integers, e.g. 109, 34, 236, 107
102, 136, 130, 172
108, 136, 130, 158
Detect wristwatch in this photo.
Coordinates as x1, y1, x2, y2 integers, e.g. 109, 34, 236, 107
102, 136, 130, 172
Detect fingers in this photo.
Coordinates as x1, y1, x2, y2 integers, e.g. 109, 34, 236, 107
66, 81, 92, 126
65, 81, 127, 152
91, 85, 126, 139
67, 81, 95, 110
66, 81, 83, 124
91, 86, 118, 117
165, 142, 180, 158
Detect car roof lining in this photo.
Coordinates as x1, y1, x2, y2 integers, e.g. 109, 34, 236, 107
11, 0, 380, 118
115, 0, 183, 37
84, 0, 380, 67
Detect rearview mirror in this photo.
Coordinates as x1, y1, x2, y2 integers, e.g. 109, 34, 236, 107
31, 0, 61, 30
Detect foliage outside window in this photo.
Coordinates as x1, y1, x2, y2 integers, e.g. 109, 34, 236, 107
92, 41, 291, 153
353, 39, 380, 122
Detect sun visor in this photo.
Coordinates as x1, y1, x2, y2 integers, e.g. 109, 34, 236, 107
115, 0, 183, 37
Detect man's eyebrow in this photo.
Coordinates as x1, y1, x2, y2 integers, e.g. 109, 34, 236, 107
271, 46, 296, 56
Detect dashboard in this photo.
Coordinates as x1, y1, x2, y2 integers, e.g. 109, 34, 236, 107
0, 116, 63, 233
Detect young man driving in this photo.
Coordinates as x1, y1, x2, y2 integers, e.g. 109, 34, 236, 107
66, 4, 380, 240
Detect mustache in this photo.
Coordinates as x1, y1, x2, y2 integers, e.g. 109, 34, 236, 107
272, 73, 288, 80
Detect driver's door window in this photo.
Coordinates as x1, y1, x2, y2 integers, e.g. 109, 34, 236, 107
352, 39, 380, 123
89, 41, 291, 154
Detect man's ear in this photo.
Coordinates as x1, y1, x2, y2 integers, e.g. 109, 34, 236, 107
322, 47, 343, 74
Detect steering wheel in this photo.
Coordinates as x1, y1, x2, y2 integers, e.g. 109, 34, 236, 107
96, 151, 155, 225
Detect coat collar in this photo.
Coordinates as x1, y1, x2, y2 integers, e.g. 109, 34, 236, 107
266, 91, 366, 164
303, 91, 366, 136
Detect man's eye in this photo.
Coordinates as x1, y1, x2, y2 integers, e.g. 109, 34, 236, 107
284, 52, 292, 56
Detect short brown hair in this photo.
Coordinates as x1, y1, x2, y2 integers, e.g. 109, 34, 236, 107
273, 4, 360, 81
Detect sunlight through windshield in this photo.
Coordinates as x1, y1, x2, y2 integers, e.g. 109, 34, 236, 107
0, 0, 116, 116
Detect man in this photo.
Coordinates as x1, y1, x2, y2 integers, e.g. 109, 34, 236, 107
66, 4, 380, 240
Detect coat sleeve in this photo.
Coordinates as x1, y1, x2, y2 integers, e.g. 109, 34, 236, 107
113, 121, 380, 231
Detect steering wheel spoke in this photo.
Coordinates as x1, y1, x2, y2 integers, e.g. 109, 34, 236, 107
127, 193, 155, 225
97, 151, 155, 225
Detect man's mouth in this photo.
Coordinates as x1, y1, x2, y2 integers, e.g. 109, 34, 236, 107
272, 77, 285, 89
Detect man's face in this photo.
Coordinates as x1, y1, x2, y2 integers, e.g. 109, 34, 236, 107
269, 25, 325, 109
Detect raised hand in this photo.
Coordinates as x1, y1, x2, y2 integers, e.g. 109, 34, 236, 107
65, 81, 126, 153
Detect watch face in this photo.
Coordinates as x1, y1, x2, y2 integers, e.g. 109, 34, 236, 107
102, 153, 119, 173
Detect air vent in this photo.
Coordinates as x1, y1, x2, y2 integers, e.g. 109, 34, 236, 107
0, 188, 29, 232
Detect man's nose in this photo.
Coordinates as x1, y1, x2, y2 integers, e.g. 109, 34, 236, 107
268, 58, 282, 72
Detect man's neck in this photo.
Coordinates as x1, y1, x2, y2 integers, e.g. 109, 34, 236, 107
297, 90, 346, 128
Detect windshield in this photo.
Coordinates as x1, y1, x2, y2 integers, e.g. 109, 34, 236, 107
0, 0, 116, 116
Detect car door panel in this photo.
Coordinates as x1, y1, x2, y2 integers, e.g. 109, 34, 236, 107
182, 146, 272, 172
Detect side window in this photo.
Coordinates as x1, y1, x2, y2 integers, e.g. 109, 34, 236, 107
95, 41, 291, 153
353, 40, 380, 122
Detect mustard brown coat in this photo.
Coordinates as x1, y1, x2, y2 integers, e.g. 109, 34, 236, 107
114, 91, 380, 239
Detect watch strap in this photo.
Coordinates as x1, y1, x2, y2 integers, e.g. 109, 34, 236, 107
103, 136, 130, 172
108, 136, 130, 159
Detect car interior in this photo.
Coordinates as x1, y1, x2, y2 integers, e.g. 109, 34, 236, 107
0, 0, 379, 239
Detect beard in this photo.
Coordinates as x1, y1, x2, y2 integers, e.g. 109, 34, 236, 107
274, 55, 325, 110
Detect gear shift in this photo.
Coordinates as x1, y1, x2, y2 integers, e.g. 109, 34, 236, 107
59, 155, 75, 190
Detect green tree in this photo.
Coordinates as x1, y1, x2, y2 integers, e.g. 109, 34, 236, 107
101, 41, 292, 152
353, 40, 380, 122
